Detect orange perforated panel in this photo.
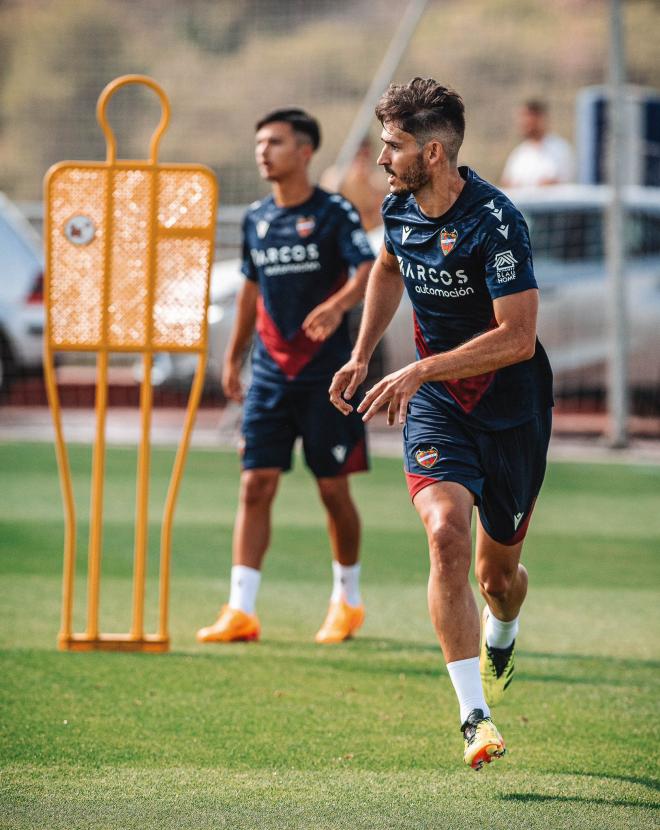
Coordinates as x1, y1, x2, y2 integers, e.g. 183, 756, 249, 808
158, 170, 216, 230
47, 167, 108, 348
108, 169, 151, 349
45, 163, 216, 353
153, 237, 211, 349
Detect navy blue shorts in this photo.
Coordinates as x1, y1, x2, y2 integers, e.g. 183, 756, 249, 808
242, 382, 368, 478
404, 394, 552, 545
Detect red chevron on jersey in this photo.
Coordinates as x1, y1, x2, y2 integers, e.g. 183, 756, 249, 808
256, 273, 348, 380
413, 313, 495, 414
256, 297, 322, 379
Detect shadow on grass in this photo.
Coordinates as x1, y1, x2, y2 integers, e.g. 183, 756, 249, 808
567, 770, 660, 793
521, 651, 660, 672
179, 636, 440, 659
501, 793, 659, 810
514, 671, 636, 687
172, 639, 444, 679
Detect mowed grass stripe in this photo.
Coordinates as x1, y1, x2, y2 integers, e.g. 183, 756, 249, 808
2, 767, 657, 830
0, 443, 658, 829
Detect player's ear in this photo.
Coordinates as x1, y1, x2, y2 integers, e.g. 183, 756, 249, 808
426, 140, 446, 166
299, 143, 314, 165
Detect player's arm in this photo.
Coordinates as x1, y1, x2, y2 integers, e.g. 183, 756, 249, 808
222, 279, 259, 403
329, 244, 403, 415
302, 259, 373, 343
358, 288, 539, 424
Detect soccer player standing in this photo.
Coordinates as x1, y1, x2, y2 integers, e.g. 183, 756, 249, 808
197, 109, 374, 645
330, 79, 553, 769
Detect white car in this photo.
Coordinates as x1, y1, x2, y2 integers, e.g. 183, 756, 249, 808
0, 194, 45, 394
157, 185, 660, 398
512, 184, 660, 396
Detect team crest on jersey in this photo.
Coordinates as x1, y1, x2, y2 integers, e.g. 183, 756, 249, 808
440, 226, 458, 255
415, 446, 439, 469
256, 220, 270, 239
296, 216, 316, 238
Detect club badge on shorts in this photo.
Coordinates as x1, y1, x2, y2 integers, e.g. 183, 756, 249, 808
440, 226, 458, 255
415, 447, 439, 468
296, 216, 316, 238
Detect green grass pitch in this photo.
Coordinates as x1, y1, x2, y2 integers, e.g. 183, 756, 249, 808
1, 442, 659, 829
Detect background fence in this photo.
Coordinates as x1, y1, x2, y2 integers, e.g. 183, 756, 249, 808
1, 0, 659, 435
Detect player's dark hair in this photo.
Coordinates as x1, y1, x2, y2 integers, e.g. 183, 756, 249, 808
375, 77, 465, 164
523, 99, 548, 115
255, 108, 321, 151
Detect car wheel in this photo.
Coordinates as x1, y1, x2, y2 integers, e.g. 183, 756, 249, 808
0, 333, 16, 398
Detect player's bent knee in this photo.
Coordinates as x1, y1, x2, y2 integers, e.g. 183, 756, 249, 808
477, 569, 515, 601
426, 515, 472, 576
316, 476, 351, 508
240, 470, 279, 507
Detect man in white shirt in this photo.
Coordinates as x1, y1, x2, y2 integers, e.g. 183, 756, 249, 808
501, 100, 574, 188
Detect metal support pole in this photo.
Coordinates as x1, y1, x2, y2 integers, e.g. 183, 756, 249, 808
605, 0, 629, 447
332, 0, 429, 189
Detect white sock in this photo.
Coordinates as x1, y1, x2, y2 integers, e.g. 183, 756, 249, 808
446, 657, 490, 725
485, 609, 519, 650
228, 565, 261, 615
330, 561, 361, 606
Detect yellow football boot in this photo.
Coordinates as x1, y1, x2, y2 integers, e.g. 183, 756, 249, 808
480, 606, 516, 707
315, 600, 365, 644
196, 605, 260, 643
461, 708, 506, 771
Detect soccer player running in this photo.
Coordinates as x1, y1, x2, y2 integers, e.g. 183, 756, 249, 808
330, 79, 553, 769
197, 109, 375, 645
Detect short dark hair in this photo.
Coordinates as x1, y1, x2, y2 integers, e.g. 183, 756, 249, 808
375, 77, 465, 163
255, 108, 321, 151
523, 99, 548, 116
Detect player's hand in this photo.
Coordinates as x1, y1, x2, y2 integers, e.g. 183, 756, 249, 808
302, 300, 343, 342
222, 359, 244, 403
329, 357, 369, 415
357, 364, 422, 425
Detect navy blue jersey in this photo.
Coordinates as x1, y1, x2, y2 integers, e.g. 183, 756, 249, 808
242, 187, 374, 386
383, 166, 553, 429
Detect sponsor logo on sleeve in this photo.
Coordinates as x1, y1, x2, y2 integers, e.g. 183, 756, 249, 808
440, 226, 458, 255
296, 216, 316, 238
494, 250, 517, 283
415, 446, 439, 468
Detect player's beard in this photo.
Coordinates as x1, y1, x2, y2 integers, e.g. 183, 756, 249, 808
387, 151, 430, 195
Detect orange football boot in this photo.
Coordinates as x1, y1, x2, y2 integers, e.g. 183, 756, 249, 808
315, 600, 365, 644
196, 605, 260, 643
461, 708, 507, 770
